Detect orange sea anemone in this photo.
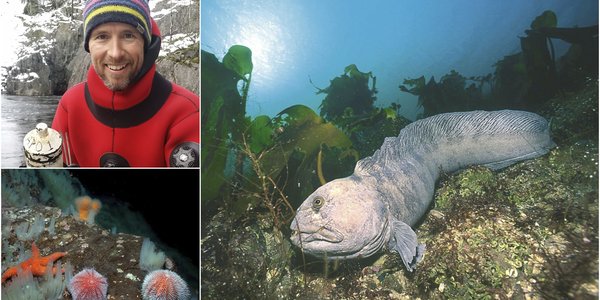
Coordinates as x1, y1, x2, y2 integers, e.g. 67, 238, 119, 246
75, 196, 102, 222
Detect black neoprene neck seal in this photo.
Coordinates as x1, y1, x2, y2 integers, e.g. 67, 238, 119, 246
130, 34, 161, 86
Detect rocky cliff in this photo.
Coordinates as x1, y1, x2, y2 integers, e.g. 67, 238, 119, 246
4, 0, 199, 96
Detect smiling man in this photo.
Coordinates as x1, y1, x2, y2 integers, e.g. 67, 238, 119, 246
52, 0, 199, 167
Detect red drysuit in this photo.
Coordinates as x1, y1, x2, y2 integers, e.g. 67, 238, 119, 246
52, 19, 199, 167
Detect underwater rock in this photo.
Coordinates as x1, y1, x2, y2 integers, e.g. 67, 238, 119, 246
201, 209, 297, 299
201, 79, 598, 299
1, 205, 197, 299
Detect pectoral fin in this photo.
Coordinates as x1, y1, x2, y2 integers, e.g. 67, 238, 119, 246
388, 219, 426, 272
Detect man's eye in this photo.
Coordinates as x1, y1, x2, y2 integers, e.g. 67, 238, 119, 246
95, 34, 108, 40
124, 33, 135, 39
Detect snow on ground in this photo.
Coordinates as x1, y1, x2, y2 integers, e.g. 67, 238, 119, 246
150, 0, 194, 21
160, 33, 198, 57
14, 72, 39, 83
151, 0, 199, 57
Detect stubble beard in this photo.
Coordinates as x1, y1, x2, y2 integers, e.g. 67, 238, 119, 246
101, 75, 132, 92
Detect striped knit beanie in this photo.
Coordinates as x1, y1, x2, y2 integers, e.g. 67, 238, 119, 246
82, 0, 152, 52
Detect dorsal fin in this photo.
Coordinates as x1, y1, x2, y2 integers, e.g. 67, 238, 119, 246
355, 110, 553, 175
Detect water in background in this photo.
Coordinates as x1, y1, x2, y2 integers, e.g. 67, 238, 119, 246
202, 0, 598, 119
1, 95, 59, 167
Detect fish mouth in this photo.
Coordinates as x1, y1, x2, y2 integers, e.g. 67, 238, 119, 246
290, 224, 344, 245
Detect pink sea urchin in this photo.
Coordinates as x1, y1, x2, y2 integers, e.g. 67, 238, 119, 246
68, 268, 108, 300
142, 269, 190, 300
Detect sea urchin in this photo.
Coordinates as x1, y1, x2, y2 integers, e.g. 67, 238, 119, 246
68, 268, 108, 300
142, 269, 190, 300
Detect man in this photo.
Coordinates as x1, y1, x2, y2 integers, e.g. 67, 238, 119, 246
52, 0, 199, 167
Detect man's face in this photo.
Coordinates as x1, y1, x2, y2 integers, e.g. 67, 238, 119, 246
88, 22, 144, 91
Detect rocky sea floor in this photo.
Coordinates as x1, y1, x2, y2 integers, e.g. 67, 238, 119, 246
2, 206, 148, 298
1, 170, 199, 299
201, 79, 598, 299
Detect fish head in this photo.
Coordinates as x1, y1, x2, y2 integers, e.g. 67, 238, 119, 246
289, 176, 389, 260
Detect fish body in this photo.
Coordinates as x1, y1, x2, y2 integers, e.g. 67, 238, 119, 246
290, 110, 555, 271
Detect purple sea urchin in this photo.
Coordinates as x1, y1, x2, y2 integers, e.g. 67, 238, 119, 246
142, 270, 190, 300
68, 268, 108, 300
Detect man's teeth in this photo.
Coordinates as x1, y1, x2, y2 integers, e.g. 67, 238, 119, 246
107, 64, 126, 71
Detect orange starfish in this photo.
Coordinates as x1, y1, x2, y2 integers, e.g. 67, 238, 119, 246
1, 242, 67, 283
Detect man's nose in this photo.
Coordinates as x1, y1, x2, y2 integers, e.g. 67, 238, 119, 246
107, 39, 125, 60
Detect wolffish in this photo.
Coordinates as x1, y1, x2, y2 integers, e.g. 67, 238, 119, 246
290, 110, 555, 271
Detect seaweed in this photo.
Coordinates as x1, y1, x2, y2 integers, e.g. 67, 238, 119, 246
317, 65, 412, 156
400, 10, 598, 117
233, 105, 357, 219
399, 70, 486, 118
201, 46, 252, 208
201, 47, 360, 226
317, 64, 377, 122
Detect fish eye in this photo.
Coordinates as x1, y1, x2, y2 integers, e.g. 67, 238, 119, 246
312, 196, 325, 210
